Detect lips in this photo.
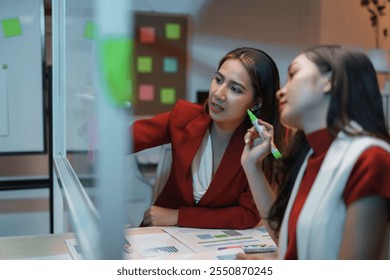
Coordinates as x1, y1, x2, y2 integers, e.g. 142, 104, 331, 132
278, 101, 286, 113
210, 101, 224, 112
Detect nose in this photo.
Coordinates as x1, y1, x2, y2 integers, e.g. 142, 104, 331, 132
276, 85, 286, 101
214, 84, 227, 101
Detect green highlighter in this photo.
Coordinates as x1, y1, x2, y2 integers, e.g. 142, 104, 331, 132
247, 109, 282, 159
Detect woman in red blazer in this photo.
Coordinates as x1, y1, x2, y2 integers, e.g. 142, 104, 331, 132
132, 47, 286, 229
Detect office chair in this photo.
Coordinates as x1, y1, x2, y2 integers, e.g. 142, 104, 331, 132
152, 144, 172, 203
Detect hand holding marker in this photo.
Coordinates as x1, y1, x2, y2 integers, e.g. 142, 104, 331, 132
247, 109, 282, 159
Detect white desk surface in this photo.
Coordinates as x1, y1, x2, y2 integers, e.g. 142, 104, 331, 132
0, 232, 74, 260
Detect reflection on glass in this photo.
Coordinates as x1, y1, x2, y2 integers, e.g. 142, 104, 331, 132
64, 1, 97, 203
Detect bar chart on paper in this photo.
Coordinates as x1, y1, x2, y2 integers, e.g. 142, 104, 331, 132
144, 245, 179, 254
125, 232, 194, 259
163, 227, 277, 252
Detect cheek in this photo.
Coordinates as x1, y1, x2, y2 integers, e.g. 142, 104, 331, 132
209, 83, 216, 95
280, 97, 301, 127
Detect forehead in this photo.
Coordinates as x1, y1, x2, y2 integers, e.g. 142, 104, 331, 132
290, 54, 316, 69
219, 59, 251, 82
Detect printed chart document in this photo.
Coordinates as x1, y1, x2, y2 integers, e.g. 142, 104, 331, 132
124, 232, 194, 259
124, 228, 246, 260
162, 226, 277, 254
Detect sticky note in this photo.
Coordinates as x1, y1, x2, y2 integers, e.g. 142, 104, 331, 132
163, 57, 178, 73
138, 84, 154, 101
165, 23, 180, 40
139, 27, 155, 43
1, 18, 22, 38
137, 56, 152, 73
101, 38, 134, 106
160, 88, 176, 104
83, 20, 98, 40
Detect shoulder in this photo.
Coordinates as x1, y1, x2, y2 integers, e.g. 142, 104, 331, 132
172, 100, 204, 114
344, 145, 390, 204
352, 146, 390, 178
170, 99, 206, 122
358, 146, 390, 164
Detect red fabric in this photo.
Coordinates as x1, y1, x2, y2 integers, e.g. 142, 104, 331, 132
285, 129, 390, 259
132, 100, 260, 229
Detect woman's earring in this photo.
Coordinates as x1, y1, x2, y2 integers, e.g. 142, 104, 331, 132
251, 103, 262, 111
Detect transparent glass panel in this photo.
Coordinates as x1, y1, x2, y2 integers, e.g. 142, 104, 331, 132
64, 0, 97, 203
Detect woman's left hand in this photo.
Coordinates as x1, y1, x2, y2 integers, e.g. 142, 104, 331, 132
241, 119, 274, 168
142, 206, 179, 226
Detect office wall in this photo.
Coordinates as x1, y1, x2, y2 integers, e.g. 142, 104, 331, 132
320, 0, 390, 50
0, 0, 45, 153
320, 0, 390, 78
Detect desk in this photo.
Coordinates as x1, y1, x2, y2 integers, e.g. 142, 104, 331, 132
0, 227, 278, 260
0, 232, 74, 260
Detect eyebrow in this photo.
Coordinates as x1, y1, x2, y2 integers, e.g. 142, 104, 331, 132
287, 62, 299, 73
215, 71, 247, 90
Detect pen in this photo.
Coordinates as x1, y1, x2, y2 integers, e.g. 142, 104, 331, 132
247, 109, 282, 159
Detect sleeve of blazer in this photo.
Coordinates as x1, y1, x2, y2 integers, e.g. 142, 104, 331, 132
131, 111, 172, 152
131, 100, 204, 152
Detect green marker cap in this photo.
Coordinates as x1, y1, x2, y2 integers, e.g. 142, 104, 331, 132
247, 109, 257, 123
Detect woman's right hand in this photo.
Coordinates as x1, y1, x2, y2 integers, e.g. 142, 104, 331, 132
241, 119, 273, 169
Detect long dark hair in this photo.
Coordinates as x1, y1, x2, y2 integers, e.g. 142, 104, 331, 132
268, 45, 390, 236
206, 47, 287, 182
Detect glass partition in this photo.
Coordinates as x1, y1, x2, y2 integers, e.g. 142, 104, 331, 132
52, 0, 133, 259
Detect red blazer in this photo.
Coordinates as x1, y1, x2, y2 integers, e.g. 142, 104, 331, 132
132, 100, 260, 229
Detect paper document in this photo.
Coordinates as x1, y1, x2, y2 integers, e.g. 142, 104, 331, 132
162, 226, 277, 253
139, 247, 245, 260
125, 232, 195, 259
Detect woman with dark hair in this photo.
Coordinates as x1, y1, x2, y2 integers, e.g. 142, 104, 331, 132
132, 47, 287, 229
240, 45, 390, 259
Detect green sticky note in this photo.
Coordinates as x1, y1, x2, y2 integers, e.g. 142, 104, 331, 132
100, 37, 134, 107
160, 88, 176, 104
1, 18, 22, 38
83, 20, 98, 40
165, 23, 180, 40
137, 56, 152, 73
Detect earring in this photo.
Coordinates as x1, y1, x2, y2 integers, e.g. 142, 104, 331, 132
251, 103, 262, 111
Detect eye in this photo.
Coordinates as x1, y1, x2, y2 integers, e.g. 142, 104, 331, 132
288, 71, 295, 79
230, 85, 243, 94
214, 75, 223, 84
